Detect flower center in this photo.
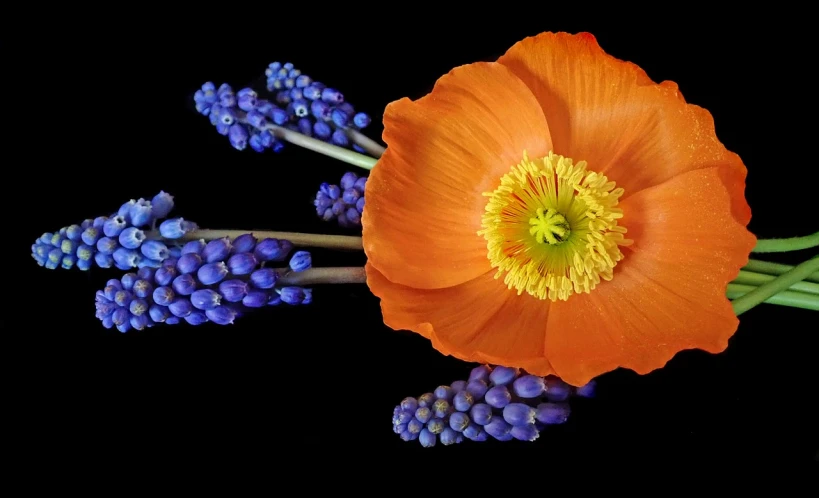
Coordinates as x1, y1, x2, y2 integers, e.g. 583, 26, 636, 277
478, 151, 632, 302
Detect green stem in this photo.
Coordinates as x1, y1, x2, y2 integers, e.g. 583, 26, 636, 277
261, 123, 378, 170
732, 270, 819, 295
731, 256, 819, 315
727, 284, 819, 311
347, 129, 386, 158
277, 266, 366, 285
752, 231, 819, 253
742, 259, 819, 284
147, 229, 363, 250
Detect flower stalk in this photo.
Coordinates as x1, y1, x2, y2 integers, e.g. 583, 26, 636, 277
258, 122, 378, 170
147, 229, 363, 251
277, 266, 366, 285
732, 256, 819, 315
752, 230, 819, 253
742, 259, 819, 283
727, 284, 819, 311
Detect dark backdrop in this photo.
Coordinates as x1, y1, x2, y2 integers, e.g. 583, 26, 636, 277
11, 15, 818, 470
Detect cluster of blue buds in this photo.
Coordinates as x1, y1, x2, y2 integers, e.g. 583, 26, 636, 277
392, 364, 596, 447
193, 61, 372, 153
31, 192, 198, 271
94, 235, 313, 332
315, 172, 367, 227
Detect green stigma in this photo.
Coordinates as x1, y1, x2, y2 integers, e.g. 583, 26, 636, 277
528, 207, 571, 245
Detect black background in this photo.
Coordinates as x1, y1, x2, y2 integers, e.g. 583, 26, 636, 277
11, 15, 818, 471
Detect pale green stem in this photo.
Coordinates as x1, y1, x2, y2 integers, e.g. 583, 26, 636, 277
347, 129, 386, 157
727, 284, 819, 311
732, 270, 819, 295
277, 266, 366, 285
147, 229, 363, 250
732, 257, 819, 315
260, 123, 378, 170
742, 259, 819, 284
752, 231, 819, 253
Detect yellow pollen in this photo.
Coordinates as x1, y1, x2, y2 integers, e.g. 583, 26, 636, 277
478, 151, 632, 302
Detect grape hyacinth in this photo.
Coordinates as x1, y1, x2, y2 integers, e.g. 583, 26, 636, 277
30, 192, 198, 271
391, 365, 596, 447
193, 61, 372, 154
314, 171, 367, 227
94, 236, 313, 332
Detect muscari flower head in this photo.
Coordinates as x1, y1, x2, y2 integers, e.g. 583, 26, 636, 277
31, 191, 198, 272
392, 364, 594, 447
94, 236, 311, 332
363, 31, 757, 387
194, 62, 372, 154
314, 172, 367, 228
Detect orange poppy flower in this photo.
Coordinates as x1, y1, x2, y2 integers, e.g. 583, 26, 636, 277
362, 32, 756, 386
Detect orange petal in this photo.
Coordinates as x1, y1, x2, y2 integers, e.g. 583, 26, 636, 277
366, 263, 555, 375
544, 167, 756, 386
498, 32, 751, 225
363, 62, 553, 289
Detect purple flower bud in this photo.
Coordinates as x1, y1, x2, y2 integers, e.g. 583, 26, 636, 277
466, 379, 489, 399
292, 99, 309, 118
227, 253, 257, 275
113, 248, 141, 268
331, 200, 346, 216
279, 287, 308, 305
76, 244, 93, 261
469, 403, 493, 425
400, 397, 418, 412
101, 316, 114, 329
246, 268, 276, 290
440, 428, 459, 445
132, 279, 153, 299
485, 385, 512, 408
162, 257, 178, 268
65, 224, 82, 241
303, 84, 323, 100
202, 237, 232, 263
137, 266, 155, 280
469, 365, 492, 383
238, 92, 257, 112
185, 311, 208, 325
81, 227, 101, 246
154, 265, 177, 286
151, 191, 174, 218
95, 252, 113, 268
354, 176, 367, 193
432, 399, 452, 419
394, 410, 413, 425
288, 251, 311, 272
129, 199, 153, 227
393, 423, 406, 435
247, 110, 267, 128
313, 121, 332, 139
407, 418, 424, 435
575, 380, 597, 398
149, 304, 171, 323
165, 317, 180, 325
177, 253, 203, 274
92, 217, 107, 229
198, 262, 228, 285
114, 290, 133, 307
511, 424, 540, 442
295, 75, 311, 88
270, 107, 288, 125
138, 257, 161, 269
232, 234, 257, 254
463, 424, 483, 441
96, 237, 118, 255
112, 308, 129, 326
117, 321, 132, 333
535, 402, 571, 425
129, 298, 149, 316
353, 112, 371, 128
172, 274, 197, 295
191, 289, 222, 310
503, 403, 537, 426
452, 390, 474, 412
419, 429, 436, 448
342, 188, 359, 205
169, 297, 193, 318
219, 106, 237, 125
331, 109, 349, 128
414, 407, 432, 424
451, 380, 467, 393
40, 232, 53, 244
417, 393, 435, 408
543, 377, 572, 401
47, 248, 62, 265
159, 218, 198, 239
484, 418, 512, 440
426, 418, 445, 435
218, 279, 248, 302
182, 239, 205, 255
253, 238, 292, 262
449, 412, 470, 432
140, 240, 169, 260
512, 375, 545, 398
61, 254, 76, 269
489, 366, 519, 386
434, 385, 454, 401
60, 239, 77, 255
345, 207, 361, 225
339, 172, 358, 190
321, 87, 343, 104
205, 305, 237, 325
103, 216, 127, 237
152, 286, 175, 306
242, 291, 268, 308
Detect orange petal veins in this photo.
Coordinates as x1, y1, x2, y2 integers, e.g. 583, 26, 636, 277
366, 263, 555, 375
363, 62, 553, 289
543, 167, 757, 386
498, 32, 751, 225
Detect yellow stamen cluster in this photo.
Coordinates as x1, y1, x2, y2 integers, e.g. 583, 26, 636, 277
478, 151, 632, 301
